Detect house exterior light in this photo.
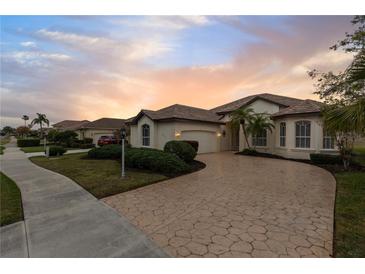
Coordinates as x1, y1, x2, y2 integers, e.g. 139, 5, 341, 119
217, 132, 222, 137
175, 132, 181, 138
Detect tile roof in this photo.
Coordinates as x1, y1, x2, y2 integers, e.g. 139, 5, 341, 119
271, 99, 324, 118
211, 93, 304, 114
81, 118, 126, 129
131, 104, 224, 124
52, 120, 90, 130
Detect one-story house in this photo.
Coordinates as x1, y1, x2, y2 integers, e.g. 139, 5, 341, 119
128, 93, 337, 159
77, 118, 128, 145
53, 118, 128, 145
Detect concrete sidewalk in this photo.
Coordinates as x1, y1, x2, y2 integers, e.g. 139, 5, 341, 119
0, 141, 166, 258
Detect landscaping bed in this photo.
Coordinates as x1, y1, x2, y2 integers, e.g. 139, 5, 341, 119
30, 152, 205, 199
21, 146, 79, 153
0, 172, 24, 226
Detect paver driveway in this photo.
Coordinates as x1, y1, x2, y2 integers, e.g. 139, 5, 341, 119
104, 152, 336, 258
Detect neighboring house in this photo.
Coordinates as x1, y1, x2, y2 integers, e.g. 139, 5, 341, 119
128, 93, 337, 159
52, 120, 90, 139
77, 118, 128, 144
53, 120, 90, 131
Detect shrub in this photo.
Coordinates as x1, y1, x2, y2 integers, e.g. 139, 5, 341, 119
83, 138, 93, 144
125, 147, 190, 174
164, 140, 197, 162
47, 129, 59, 142
182, 140, 199, 152
310, 153, 343, 165
54, 130, 78, 146
240, 148, 259, 156
88, 145, 190, 175
49, 146, 67, 156
17, 138, 40, 147
69, 142, 81, 148
88, 144, 123, 159
79, 143, 95, 149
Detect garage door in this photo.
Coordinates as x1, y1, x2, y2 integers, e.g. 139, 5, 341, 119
181, 130, 218, 153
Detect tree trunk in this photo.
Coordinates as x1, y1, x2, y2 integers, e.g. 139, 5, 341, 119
241, 122, 250, 149
40, 123, 43, 139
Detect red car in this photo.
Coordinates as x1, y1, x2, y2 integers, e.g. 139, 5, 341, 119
97, 136, 117, 146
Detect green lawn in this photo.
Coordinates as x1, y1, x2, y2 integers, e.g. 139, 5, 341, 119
334, 171, 365, 257
21, 146, 79, 153
0, 172, 24, 226
30, 153, 168, 199
0, 146, 4, 155
353, 146, 365, 166
0, 137, 10, 145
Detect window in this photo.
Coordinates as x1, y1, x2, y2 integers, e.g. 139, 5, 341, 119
142, 124, 150, 146
295, 121, 311, 148
323, 130, 335, 149
279, 122, 286, 147
252, 129, 267, 147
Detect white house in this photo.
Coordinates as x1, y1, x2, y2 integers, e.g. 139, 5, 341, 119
128, 93, 337, 159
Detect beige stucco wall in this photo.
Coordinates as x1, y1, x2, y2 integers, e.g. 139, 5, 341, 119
273, 115, 337, 159
129, 115, 224, 153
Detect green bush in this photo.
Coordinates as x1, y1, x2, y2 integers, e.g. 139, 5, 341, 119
310, 153, 343, 165
83, 138, 93, 144
49, 146, 67, 156
88, 145, 190, 175
125, 147, 190, 174
182, 140, 199, 152
164, 140, 197, 162
88, 144, 123, 159
79, 143, 95, 149
17, 138, 40, 147
54, 130, 78, 147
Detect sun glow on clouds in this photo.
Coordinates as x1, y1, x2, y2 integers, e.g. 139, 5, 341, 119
0, 16, 354, 127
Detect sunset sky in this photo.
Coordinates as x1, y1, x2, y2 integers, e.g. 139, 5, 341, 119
1, 16, 355, 127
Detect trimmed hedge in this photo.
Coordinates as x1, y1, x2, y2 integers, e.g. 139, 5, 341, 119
88, 144, 123, 159
310, 153, 343, 165
164, 140, 197, 162
125, 147, 190, 174
182, 140, 199, 152
17, 139, 40, 147
83, 138, 93, 144
79, 143, 95, 149
49, 146, 66, 156
88, 145, 190, 174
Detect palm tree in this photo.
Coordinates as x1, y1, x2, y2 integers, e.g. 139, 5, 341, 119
31, 113, 49, 138
323, 98, 365, 170
246, 113, 275, 149
229, 107, 254, 149
22, 115, 29, 127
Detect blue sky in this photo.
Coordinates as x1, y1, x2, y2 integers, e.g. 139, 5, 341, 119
0, 16, 354, 127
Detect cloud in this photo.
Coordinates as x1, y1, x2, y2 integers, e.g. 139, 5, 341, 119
113, 16, 211, 31
20, 41, 37, 48
35, 28, 173, 62
0, 16, 355, 128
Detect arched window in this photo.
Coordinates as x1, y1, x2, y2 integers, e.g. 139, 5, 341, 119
142, 124, 150, 146
295, 121, 311, 148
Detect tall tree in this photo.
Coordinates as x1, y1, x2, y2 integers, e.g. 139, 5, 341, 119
31, 113, 49, 138
22, 115, 29, 127
309, 16, 365, 169
246, 113, 275, 149
229, 107, 254, 149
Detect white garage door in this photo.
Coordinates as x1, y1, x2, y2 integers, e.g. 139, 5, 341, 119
181, 130, 218, 153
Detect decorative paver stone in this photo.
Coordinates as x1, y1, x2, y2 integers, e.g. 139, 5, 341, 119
104, 152, 336, 258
